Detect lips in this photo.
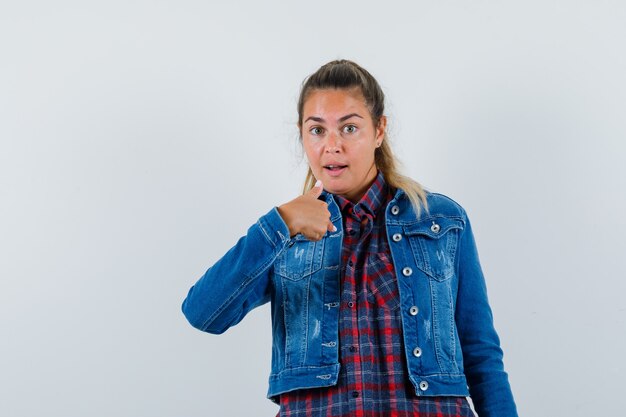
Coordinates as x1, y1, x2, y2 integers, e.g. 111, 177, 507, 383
323, 163, 348, 177
324, 164, 348, 171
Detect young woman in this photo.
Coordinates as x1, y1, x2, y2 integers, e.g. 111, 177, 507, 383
182, 60, 518, 417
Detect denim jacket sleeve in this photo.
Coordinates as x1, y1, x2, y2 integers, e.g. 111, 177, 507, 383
181, 207, 291, 334
455, 210, 518, 417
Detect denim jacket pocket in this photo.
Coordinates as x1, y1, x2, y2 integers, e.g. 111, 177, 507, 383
404, 216, 465, 374
404, 217, 464, 282
275, 235, 324, 281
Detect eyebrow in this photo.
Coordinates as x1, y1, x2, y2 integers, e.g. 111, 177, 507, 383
304, 113, 364, 124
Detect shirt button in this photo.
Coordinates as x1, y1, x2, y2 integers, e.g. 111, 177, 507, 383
349, 346, 357, 352
348, 229, 356, 235
419, 381, 429, 391
352, 391, 359, 398
413, 347, 422, 357
409, 306, 419, 316
430, 222, 441, 233
348, 302, 354, 308
402, 267, 413, 276
391, 205, 400, 215
392, 233, 402, 242
348, 260, 354, 267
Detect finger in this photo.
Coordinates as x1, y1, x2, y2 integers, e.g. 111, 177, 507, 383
307, 179, 324, 199
327, 221, 337, 232
306, 231, 321, 241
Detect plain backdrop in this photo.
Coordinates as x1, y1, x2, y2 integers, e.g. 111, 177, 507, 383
1, 1, 625, 416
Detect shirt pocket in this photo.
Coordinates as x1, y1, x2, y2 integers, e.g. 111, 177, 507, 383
365, 252, 401, 311
274, 235, 324, 281
404, 217, 464, 282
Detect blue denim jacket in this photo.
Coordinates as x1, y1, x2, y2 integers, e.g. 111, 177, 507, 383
182, 189, 518, 417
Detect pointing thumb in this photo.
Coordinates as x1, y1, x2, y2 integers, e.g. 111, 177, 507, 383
308, 179, 324, 198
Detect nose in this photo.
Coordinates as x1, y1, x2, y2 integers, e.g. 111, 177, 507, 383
325, 132, 341, 153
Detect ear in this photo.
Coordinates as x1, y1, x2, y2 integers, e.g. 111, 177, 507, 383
375, 116, 387, 145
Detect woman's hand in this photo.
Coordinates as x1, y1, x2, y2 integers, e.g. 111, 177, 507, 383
277, 180, 336, 241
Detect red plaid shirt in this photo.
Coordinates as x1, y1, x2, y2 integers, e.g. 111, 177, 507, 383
277, 173, 474, 417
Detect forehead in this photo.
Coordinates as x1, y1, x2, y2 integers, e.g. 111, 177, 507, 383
302, 88, 370, 120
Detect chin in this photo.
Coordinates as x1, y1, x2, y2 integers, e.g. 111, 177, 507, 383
319, 178, 345, 190
324, 186, 350, 196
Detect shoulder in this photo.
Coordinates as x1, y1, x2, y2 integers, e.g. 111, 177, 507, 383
424, 191, 467, 219
392, 187, 467, 217
390, 188, 469, 226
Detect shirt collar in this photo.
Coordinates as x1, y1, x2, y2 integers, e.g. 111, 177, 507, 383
334, 171, 389, 217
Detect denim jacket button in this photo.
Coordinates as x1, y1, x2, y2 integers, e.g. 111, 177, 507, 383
430, 222, 441, 233
392, 233, 402, 242
402, 267, 413, 277
409, 306, 419, 316
413, 347, 422, 357
391, 205, 400, 215
419, 381, 429, 391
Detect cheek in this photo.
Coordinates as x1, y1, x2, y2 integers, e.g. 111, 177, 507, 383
302, 140, 322, 162
349, 142, 376, 163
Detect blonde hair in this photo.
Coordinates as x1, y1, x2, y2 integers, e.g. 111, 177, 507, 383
297, 59, 428, 215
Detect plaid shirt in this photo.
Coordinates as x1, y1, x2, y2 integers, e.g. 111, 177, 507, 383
277, 173, 474, 417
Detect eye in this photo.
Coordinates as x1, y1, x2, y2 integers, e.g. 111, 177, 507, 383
343, 124, 357, 134
309, 126, 324, 135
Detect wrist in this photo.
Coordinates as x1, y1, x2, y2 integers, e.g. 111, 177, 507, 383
277, 204, 298, 237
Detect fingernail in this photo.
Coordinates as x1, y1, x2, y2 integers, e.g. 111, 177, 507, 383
332, 226, 337, 232
315, 180, 322, 188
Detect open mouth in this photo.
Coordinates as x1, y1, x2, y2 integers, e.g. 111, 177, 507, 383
324, 164, 348, 171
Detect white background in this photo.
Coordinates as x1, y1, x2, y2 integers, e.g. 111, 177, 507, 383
1, 1, 625, 416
